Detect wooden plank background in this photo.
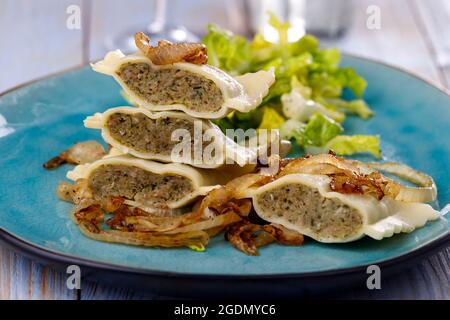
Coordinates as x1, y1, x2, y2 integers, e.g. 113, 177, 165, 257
0, 0, 449, 299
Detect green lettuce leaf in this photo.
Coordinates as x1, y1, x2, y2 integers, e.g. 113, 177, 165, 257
281, 76, 345, 123
306, 135, 381, 158
307, 71, 343, 98
327, 135, 381, 158
326, 98, 374, 119
262, 76, 291, 104
251, 33, 279, 64
288, 34, 319, 56
335, 67, 367, 98
188, 244, 206, 252
213, 116, 235, 132
202, 24, 251, 74
280, 119, 305, 140
258, 107, 285, 130
298, 113, 343, 147
310, 48, 340, 72
267, 12, 289, 48
290, 75, 312, 98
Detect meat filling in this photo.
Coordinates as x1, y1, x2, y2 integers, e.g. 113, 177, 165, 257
107, 112, 212, 156
88, 164, 194, 205
256, 183, 363, 240
117, 62, 224, 112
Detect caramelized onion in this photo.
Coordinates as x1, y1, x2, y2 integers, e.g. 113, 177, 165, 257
165, 211, 241, 234
56, 179, 93, 204
71, 200, 211, 248
135, 32, 208, 65
56, 181, 75, 202
277, 154, 436, 202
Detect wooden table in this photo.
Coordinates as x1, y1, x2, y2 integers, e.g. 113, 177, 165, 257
1, 0, 449, 299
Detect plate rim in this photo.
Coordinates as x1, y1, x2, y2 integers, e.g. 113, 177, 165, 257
1, 225, 449, 279
0, 53, 449, 280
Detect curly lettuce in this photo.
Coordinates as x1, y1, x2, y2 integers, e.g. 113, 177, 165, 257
202, 24, 251, 74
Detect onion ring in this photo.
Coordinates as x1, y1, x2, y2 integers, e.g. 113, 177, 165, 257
79, 220, 209, 248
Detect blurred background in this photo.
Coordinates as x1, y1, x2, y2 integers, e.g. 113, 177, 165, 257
1, 0, 449, 93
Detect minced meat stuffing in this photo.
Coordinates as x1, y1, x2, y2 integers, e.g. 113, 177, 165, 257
256, 183, 363, 240
117, 62, 224, 113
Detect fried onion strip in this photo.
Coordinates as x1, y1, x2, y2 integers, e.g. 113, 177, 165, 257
44, 141, 106, 169
225, 221, 304, 256
365, 162, 437, 202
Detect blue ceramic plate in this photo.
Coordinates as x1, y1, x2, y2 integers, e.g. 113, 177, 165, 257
0, 55, 449, 296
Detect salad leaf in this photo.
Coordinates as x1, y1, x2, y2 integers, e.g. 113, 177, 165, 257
310, 48, 340, 72
290, 75, 312, 98
300, 113, 343, 147
326, 98, 374, 119
258, 107, 285, 130
281, 77, 345, 122
288, 34, 319, 56
262, 76, 291, 104
307, 71, 344, 98
280, 119, 305, 140
251, 33, 279, 64
268, 12, 289, 48
306, 135, 381, 158
335, 67, 367, 98
213, 115, 235, 132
